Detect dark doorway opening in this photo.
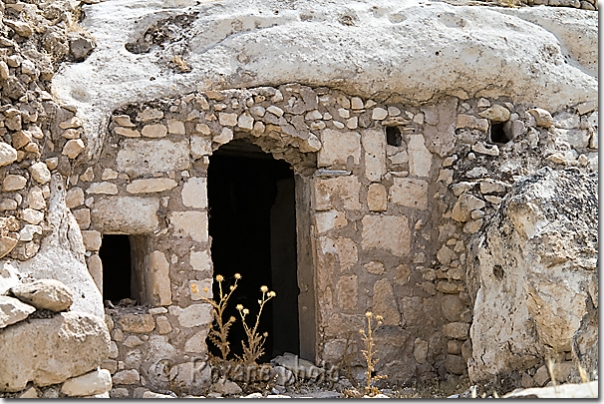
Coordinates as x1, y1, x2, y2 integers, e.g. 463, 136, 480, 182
100, 234, 132, 302
208, 140, 300, 362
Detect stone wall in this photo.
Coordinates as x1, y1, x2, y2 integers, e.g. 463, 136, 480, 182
59, 83, 598, 396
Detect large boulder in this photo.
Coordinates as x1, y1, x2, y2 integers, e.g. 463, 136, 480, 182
0, 311, 110, 392
11, 279, 74, 312
53, 0, 596, 159
467, 167, 597, 382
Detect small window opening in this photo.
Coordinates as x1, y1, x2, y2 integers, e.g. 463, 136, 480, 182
386, 126, 402, 146
490, 122, 511, 144
100, 235, 139, 303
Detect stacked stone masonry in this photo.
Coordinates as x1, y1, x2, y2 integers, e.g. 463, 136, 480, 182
41, 84, 596, 396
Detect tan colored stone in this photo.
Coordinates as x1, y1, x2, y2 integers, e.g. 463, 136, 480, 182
169, 304, 212, 327
81, 230, 102, 251
442, 294, 465, 322
123, 335, 144, 348
0, 296, 35, 329
112, 115, 136, 127
336, 275, 357, 311
19, 387, 38, 398
0, 142, 18, 167
237, 113, 254, 131
29, 162, 51, 184
137, 108, 163, 122
528, 108, 554, 128
167, 119, 186, 135
372, 108, 388, 120
190, 279, 212, 301
156, 315, 172, 335
446, 354, 467, 375
26, 187, 44, 210
181, 177, 207, 208
190, 249, 211, 272
361, 129, 386, 181
361, 215, 410, 257
313, 176, 361, 211
334, 237, 357, 272
318, 129, 361, 168
117, 313, 155, 333
389, 178, 428, 210
114, 127, 140, 138
373, 279, 400, 325
364, 261, 385, 275
62, 139, 85, 159
3, 175, 27, 191
116, 139, 189, 177
190, 135, 212, 158
195, 123, 212, 135
65, 188, 85, 209
0, 311, 110, 391
408, 135, 432, 177
101, 169, 118, 180
448, 339, 463, 354
443, 322, 470, 340
92, 196, 159, 234
73, 208, 91, 228
141, 123, 168, 138
451, 193, 485, 223
61, 369, 112, 397
437, 281, 459, 294
479, 104, 510, 122
80, 171, 95, 184
12, 130, 32, 149
218, 112, 238, 126
185, 329, 209, 353
367, 183, 387, 212
126, 178, 177, 194
456, 114, 489, 132
414, 338, 429, 364
314, 211, 347, 234
214, 127, 233, 144
169, 211, 207, 243
86, 254, 103, 293
0, 235, 18, 259
148, 251, 172, 306
112, 369, 140, 385
86, 182, 118, 195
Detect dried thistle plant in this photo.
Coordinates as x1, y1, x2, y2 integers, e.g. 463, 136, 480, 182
192, 273, 241, 362
359, 311, 387, 396
235, 285, 276, 365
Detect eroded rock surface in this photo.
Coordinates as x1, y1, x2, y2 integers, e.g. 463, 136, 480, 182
467, 167, 597, 382
0, 311, 110, 392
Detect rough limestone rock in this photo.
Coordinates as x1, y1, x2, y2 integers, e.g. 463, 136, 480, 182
11, 175, 105, 318
503, 381, 598, 399
11, 279, 74, 312
60, 369, 113, 397
467, 167, 597, 382
0, 296, 36, 328
53, 0, 596, 158
0, 311, 111, 392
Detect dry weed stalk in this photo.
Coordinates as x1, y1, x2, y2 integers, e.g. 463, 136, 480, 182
235, 285, 276, 365
360, 311, 387, 396
192, 273, 241, 362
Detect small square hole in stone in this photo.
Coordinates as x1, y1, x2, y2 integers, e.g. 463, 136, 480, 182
490, 122, 511, 144
386, 126, 402, 146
